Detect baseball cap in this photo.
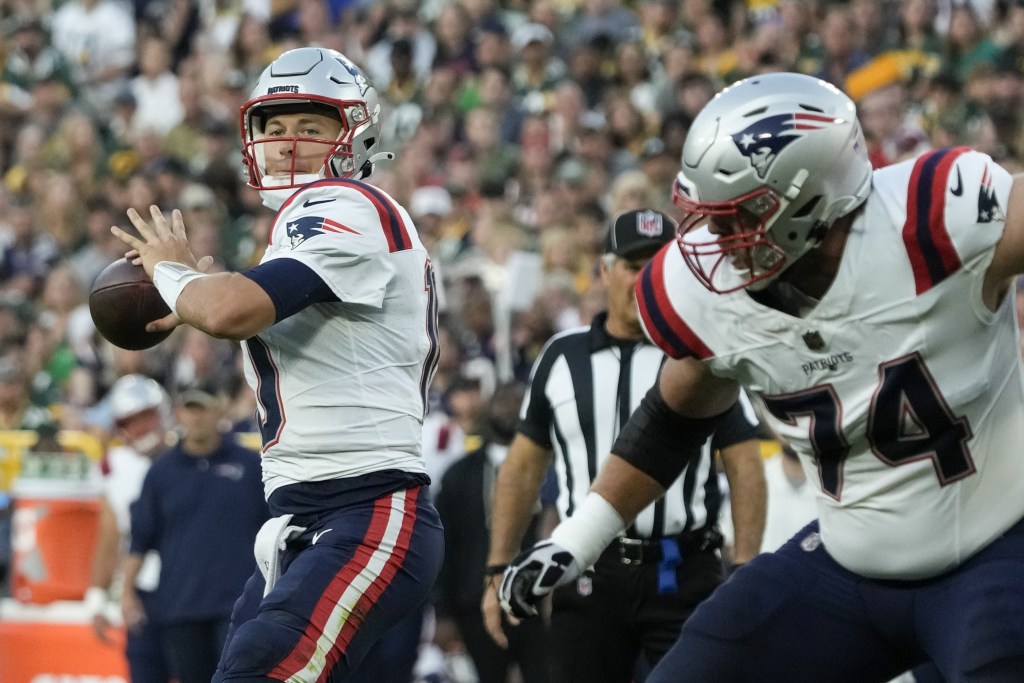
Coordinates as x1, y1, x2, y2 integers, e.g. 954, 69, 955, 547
604, 209, 677, 259
180, 183, 217, 210
410, 186, 452, 219
176, 384, 224, 409
512, 22, 554, 51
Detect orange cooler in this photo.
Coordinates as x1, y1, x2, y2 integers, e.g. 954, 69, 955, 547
11, 475, 101, 604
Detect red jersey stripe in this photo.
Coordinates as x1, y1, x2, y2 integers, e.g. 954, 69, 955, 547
267, 495, 395, 679
903, 147, 967, 294
635, 247, 714, 360
319, 488, 418, 679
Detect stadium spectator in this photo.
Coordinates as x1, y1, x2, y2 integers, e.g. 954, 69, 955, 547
0, 16, 75, 128
49, 0, 136, 118
130, 36, 185, 138
941, 3, 1001, 84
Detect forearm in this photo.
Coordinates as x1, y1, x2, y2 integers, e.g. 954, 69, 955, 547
590, 454, 666, 526
487, 435, 553, 565
539, 456, 662, 570
120, 553, 144, 597
89, 504, 120, 589
171, 270, 276, 340
722, 444, 768, 564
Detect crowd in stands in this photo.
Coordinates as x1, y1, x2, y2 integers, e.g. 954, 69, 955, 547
2, 0, 1024, 676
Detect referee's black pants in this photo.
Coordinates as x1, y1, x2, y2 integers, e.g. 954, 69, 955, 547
548, 536, 724, 683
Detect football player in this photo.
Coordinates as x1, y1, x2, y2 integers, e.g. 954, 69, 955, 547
500, 72, 1024, 681
111, 47, 443, 681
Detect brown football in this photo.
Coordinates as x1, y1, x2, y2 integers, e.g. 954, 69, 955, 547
88, 258, 173, 350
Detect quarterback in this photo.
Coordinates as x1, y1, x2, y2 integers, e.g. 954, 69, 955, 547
112, 47, 443, 682
500, 73, 1024, 680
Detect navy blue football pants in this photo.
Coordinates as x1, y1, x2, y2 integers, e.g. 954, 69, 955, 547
650, 518, 1024, 682
212, 485, 443, 682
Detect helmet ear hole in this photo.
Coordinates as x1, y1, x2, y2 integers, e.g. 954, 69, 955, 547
792, 195, 821, 219
363, 137, 375, 150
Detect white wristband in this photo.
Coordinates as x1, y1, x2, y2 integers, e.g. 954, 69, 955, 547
152, 261, 206, 317
84, 586, 107, 616
549, 492, 626, 569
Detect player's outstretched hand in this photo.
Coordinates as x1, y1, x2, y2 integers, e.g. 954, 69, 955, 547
111, 205, 213, 279
498, 540, 583, 619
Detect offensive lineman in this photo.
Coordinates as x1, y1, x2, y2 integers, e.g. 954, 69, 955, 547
111, 47, 442, 682
500, 73, 1024, 680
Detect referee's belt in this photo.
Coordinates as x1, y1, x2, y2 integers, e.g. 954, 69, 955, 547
613, 528, 724, 566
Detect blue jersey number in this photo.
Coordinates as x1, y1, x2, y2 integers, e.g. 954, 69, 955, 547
246, 336, 285, 451
419, 259, 440, 416
762, 352, 975, 499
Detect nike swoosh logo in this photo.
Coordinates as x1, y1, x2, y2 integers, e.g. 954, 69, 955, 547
303, 198, 336, 208
950, 167, 963, 196
312, 528, 333, 545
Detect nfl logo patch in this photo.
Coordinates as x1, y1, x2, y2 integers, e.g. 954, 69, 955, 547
800, 532, 822, 552
576, 575, 593, 597
636, 211, 664, 238
803, 331, 825, 351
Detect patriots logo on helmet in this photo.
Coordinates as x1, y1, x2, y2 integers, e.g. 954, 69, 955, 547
334, 57, 369, 96
285, 215, 360, 248
732, 113, 841, 178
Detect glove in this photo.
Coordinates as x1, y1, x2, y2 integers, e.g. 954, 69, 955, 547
498, 540, 583, 619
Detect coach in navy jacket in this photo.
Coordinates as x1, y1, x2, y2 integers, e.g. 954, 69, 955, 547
124, 385, 269, 683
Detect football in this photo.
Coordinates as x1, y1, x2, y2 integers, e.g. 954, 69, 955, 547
88, 258, 173, 350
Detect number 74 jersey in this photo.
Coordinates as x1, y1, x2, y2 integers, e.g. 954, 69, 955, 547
638, 148, 1024, 580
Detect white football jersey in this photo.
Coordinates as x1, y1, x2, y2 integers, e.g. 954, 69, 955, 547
103, 445, 160, 590
104, 445, 151, 536
638, 148, 1024, 579
242, 179, 439, 497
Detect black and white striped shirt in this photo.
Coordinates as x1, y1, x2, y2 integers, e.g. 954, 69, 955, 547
518, 311, 759, 539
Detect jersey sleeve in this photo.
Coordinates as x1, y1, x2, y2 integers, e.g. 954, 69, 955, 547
634, 245, 714, 360
902, 147, 1013, 294
264, 182, 411, 307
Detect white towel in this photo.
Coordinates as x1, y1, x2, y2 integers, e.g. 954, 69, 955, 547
254, 514, 307, 597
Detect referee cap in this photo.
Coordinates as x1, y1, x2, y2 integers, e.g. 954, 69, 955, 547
604, 209, 677, 259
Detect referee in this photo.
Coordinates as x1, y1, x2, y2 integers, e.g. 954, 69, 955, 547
481, 209, 767, 682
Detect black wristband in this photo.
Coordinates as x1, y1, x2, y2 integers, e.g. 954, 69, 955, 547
484, 564, 508, 576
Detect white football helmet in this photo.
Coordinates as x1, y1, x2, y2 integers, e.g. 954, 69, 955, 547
240, 47, 388, 209
673, 72, 872, 293
108, 374, 172, 455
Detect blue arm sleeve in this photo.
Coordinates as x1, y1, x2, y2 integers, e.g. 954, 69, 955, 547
242, 258, 340, 322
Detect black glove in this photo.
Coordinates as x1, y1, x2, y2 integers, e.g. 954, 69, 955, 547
498, 540, 583, 619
